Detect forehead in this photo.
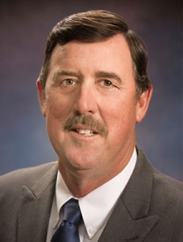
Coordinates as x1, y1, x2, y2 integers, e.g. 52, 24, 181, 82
48, 34, 134, 76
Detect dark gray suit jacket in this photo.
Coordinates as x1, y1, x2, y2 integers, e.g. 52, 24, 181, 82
0, 146, 183, 242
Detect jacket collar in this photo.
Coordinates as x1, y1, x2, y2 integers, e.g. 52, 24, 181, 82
98, 146, 159, 242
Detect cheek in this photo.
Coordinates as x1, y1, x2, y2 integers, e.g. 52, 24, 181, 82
102, 99, 137, 136
45, 92, 73, 120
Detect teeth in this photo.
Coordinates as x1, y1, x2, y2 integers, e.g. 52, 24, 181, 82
76, 129, 94, 136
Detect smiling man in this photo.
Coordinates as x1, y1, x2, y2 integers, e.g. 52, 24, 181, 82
0, 10, 183, 242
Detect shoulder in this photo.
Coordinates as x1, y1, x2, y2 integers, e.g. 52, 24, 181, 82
0, 161, 58, 216
136, 146, 183, 237
136, 145, 183, 215
150, 170, 183, 238
151, 168, 183, 209
0, 162, 58, 240
0, 161, 58, 193
153, 168, 183, 192
136, 145, 183, 193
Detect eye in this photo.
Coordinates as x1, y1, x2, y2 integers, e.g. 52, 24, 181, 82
99, 79, 120, 90
103, 80, 112, 86
60, 79, 76, 86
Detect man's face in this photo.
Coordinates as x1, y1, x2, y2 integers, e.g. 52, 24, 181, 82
37, 34, 151, 182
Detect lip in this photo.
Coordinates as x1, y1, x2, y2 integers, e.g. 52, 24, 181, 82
67, 124, 99, 139
69, 125, 98, 134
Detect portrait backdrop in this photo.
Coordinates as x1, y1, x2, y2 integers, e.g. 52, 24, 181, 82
0, 0, 182, 181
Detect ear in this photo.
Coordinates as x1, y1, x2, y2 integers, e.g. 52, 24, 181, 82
136, 85, 153, 123
36, 79, 46, 117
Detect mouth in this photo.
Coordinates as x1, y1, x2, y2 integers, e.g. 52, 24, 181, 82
70, 125, 98, 137
74, 129, 97, 136
64, 115, 107, 137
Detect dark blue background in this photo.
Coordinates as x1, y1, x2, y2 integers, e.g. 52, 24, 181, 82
0, 0, 182, 180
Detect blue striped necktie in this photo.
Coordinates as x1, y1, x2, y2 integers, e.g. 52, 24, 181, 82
51, 198, 82, 242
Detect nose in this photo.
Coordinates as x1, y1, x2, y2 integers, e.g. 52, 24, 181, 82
74, 83, 98, 115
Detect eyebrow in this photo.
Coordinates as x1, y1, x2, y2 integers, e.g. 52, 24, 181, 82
52, 70, 81, 83
52, 70, 122, 83
95, 71, 122, 83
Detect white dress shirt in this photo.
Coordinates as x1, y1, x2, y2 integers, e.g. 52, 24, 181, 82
46, 148, 137, 242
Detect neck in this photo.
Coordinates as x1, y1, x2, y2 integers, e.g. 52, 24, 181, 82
57, 144, 135, 197
58, 157, 131, 198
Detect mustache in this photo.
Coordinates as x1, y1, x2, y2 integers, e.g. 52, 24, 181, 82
64, 115, 107, 136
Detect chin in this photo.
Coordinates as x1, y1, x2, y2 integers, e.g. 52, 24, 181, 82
70, 157, 96, 170
64, 153, 98, 172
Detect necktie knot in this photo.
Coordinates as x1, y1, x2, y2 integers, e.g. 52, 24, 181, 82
63, 198, 81, 225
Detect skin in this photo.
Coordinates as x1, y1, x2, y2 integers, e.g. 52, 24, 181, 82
37, 34, 152, 197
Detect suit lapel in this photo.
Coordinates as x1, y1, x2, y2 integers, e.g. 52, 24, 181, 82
99, 146, 159, 242
98, 199, 158, 242
17, 163, 58, 242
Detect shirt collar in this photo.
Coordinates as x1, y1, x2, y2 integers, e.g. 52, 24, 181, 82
55, 148, 137, 239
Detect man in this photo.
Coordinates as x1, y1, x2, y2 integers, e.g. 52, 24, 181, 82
0, 10, 183, 242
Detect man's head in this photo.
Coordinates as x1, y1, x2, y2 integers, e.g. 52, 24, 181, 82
37, 10, 152, 195
39, 10, 151, 98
